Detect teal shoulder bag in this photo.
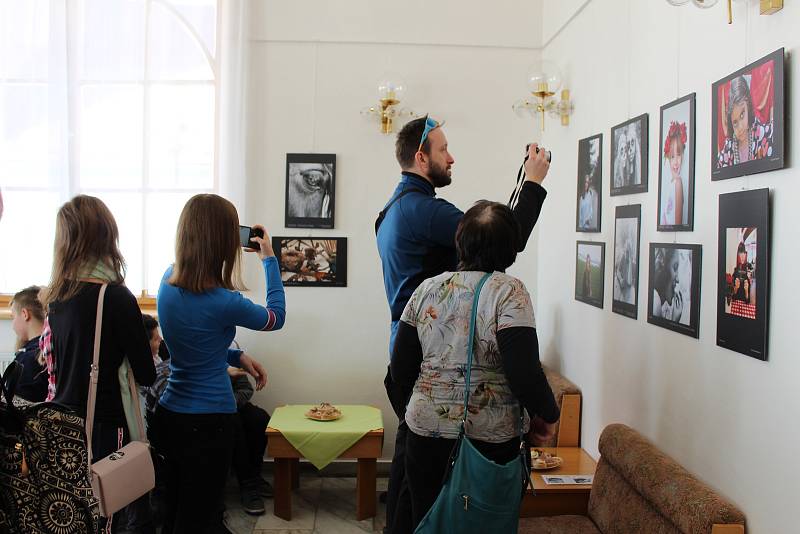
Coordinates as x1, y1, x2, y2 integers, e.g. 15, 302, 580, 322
414, 272, 530, 534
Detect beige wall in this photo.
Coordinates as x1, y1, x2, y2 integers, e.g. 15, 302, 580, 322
238, 0, 544, 461
536, 1, 799, 532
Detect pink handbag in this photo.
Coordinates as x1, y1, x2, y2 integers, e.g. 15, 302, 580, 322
85, 284, 155, 517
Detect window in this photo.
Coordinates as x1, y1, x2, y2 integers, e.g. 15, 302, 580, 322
0, 0, 220, 297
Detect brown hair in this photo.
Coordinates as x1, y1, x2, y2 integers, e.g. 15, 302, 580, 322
11, 286, 45, 323
395, 117, 431, 169
168, 194, 244, 293
42, 195, 125, 307
456, 200, 520, 273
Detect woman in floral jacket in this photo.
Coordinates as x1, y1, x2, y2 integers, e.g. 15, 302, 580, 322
390, 200, 560, 531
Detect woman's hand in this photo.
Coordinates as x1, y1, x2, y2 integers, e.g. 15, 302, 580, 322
524, 143, 551, 185
239, 353, 268, 390
527, 416, 557, 446
247, 224, 275, 260
226, 366, 247, 379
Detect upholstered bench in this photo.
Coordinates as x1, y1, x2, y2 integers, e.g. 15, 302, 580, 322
519, 424, 746, 534
542, 365, 582, 447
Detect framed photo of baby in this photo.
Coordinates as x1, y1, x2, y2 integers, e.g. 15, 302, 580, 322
657, 94, 695, 232
575, 241, 605, 309
575, 134, 602, 232
610, 114, 648, 196
711, 48, 785, 181
647, 243, 701, 338
717, 189, 770, 360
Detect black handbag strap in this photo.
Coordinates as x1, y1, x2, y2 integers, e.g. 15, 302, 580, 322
374, 187, 426, 235
1, 361, 22, 408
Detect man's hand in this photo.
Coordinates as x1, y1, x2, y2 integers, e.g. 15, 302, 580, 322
239, 353, 268, 390
524, 143, 551, 185
527, 416, 557, 446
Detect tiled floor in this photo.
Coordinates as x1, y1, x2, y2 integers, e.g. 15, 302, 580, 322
223, 475, 388, 534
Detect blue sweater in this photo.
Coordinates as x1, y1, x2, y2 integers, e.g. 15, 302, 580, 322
376, 172, 547, 356
157, 257, 286, 414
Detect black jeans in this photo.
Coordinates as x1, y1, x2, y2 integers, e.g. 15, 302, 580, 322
151, 405, 234, 534
231, 402, 270, 487
404, 429, 521, 530
384, 366, 412, 534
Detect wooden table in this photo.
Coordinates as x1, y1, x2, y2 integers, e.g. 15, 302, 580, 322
520, 447, 598, 517
266, 427, 384, 521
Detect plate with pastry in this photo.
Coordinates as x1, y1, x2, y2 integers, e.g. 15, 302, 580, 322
305, 402, 342, 421
531, 449, 563, 470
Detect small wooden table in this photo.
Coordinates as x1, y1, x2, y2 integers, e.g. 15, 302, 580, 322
266, 427, 384, 521
520, 447, 598, 517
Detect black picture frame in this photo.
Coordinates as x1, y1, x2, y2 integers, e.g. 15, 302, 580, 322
285, 153, 336, 229
711, 48, 785, 181
612, 204, 641, 319
272, 237, 347, 287
657, 93, 696, 232
716, 189, 770, 360
575, 241, 605, 308
576, 134, 603, 232
647, 243, 702, 338
610, 113, 648, 196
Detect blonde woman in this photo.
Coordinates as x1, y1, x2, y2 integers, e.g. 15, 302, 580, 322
41, 195, 156, 533
153, 194, 284, 533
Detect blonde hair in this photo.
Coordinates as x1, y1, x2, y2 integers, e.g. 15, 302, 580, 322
168, 194, 245, 293
42, 195, 125, 307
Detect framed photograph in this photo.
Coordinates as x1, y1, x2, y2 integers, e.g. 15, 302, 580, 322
657, 94, 696, 231
575, 241, 605, 308
612, 205, 641, 319
272, 237, 347, 287
712, 48, 785, 181
576, 134, 602, 232
610, 114, 648, 196
717, 189, 770, 360
647, 243, 702, 338
285, 153, 336, 228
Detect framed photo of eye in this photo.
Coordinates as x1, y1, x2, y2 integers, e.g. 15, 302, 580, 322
610, 113, 648, 196
285, 153, 336, 228
711, 48, 785, 181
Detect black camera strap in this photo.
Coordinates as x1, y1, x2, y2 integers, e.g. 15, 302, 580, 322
508, 163, 526, 210
375, 188, 426, 235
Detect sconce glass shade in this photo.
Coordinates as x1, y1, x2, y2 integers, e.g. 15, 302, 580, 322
377, 76, 405, 104
666, 0, 691, 5
692, 0, 718, 7
526, 61, 562, 98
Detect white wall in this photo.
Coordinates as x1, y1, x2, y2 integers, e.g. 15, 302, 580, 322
238, 0, 544, 460
537, 1, 799, 532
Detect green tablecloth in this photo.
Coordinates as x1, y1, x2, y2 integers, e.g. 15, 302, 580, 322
269, 405, 383, 469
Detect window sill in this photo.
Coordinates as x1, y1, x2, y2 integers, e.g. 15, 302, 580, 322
0, 294, 157, 320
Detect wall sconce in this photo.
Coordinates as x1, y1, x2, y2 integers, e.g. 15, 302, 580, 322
361, 75, 417, 134
512, 61, 574, 131
665, 0, 781, 25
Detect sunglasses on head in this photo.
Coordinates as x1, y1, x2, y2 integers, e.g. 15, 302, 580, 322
418, 115, 442, 152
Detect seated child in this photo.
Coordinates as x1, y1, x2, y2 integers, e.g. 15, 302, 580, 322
10, 286, 48, 402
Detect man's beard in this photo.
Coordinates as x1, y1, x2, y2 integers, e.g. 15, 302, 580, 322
428, 160, 452, 188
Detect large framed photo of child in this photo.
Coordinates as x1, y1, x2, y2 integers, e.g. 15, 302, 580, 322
575, 134, 602, 232
610, 114, 648, 196
575, 241, 605, 308
717, 189, 770, 360
712, 48, 785, 181
285, 153, 336, 228
647, 243, 701, 338
657, 94, 696, 232
612, 205, 641, 319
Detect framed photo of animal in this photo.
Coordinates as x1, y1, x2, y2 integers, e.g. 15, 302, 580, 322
272, 237, 347, 287
285, 153, 336, 228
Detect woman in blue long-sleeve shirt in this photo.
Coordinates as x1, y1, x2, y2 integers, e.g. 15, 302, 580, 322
154, 194, 286, 533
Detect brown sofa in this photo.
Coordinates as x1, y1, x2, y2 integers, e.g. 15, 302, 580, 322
542, 365, 582, 447
520, 424, 746, 534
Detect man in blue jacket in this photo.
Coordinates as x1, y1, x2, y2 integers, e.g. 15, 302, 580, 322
376, 116, 552, 533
